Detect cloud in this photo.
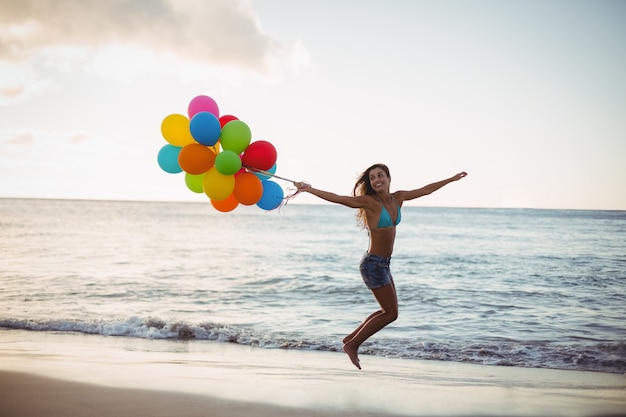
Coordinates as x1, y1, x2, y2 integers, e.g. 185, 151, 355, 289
0, 60, 54, 105
0, 0, 278, 67
0, 0, 303, 101
0, 83, 24, 99
5, 131, 35, 147
1, 128, 92, 150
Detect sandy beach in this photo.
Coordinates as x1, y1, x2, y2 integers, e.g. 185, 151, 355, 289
1, 329, 625, 417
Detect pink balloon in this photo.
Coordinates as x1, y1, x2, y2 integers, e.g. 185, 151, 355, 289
188, 95, 219, 119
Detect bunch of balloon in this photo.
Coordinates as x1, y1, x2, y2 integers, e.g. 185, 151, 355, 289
157, 95, 285, 212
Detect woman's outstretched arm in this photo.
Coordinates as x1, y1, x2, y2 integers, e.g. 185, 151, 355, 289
395, 172, 467, 202
293, 182, 367, 208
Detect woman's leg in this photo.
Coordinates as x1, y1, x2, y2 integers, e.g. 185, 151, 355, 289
343, 280, 397, 343
343, 282, 398, 369
342, 310, 383, 344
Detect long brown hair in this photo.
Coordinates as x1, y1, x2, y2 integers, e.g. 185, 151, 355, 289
352, 163, 390, 228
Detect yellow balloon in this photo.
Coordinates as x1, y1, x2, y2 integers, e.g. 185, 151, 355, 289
161, 114, 195, 147
203, 167, 235, 201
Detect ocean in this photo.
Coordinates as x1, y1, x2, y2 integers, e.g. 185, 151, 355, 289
1, 198, 624, 374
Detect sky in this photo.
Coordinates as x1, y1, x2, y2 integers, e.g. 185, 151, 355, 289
1, 0, 625, 210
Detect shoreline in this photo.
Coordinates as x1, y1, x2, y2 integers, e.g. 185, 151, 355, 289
2, 329, 626, 416
1, 330, 625, 416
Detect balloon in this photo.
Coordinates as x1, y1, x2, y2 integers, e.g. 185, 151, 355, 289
203, 167, 235, 201
219, 114, 238, 128
214, 150, 242, 175
254, 163, 276, 181
241, 141, 277, 172
158, 94, 286, 213
161, 114, 195, 147
242, 140, 277, 171
234, 172, 263, 205
188, 95, 219, 119
185, 173, 205, 193
211, 193, 239, 212
157, 144, 182, 173
189, 112, 221, 146
220, 120, 251, 154
178, 143, 216, 174
257, 180, 284, 210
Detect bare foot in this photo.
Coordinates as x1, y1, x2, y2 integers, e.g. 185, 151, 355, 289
342, 343, 361, 370
342, 334, 353, 344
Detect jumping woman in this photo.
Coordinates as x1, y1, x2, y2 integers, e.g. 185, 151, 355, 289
294, 164, 467, 369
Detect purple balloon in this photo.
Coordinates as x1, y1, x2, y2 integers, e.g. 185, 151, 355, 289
188, 95, 219, 119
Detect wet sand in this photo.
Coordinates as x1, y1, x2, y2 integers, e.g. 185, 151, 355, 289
1, 330, 624, 417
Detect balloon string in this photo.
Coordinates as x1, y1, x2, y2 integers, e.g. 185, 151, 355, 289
243, 166, 296, 183
243, 166, 308, 210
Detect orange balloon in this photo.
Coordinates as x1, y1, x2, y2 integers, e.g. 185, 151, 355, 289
211, 193, 239, 212
178, 144, 216, 174
233, 172, 263, 205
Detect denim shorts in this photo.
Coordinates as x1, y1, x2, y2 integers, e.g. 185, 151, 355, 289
359, 252, 393, 290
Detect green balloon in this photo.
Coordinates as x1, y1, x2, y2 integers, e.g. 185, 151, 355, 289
185, 173, 205, 193
215, 150, 242, 175
220, 120, 251, 154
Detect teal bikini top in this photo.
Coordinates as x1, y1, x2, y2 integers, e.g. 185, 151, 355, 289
376, 198, 401, 228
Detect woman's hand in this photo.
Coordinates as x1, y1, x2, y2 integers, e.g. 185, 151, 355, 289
452, 172, 468, 181
293, 181, 311, 192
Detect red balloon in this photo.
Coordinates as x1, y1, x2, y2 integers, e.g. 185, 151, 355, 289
219, 115, 239, 128
242, 140, 277, 171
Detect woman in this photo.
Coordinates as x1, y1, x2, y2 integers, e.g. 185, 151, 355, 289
294, 164, 467, 369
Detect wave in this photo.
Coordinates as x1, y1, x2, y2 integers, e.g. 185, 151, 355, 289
1, 317, 624, 374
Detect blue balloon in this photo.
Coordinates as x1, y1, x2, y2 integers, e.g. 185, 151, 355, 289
256, 180, 284, 210
157, 144, 182, 173
189, 111, 221, 146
